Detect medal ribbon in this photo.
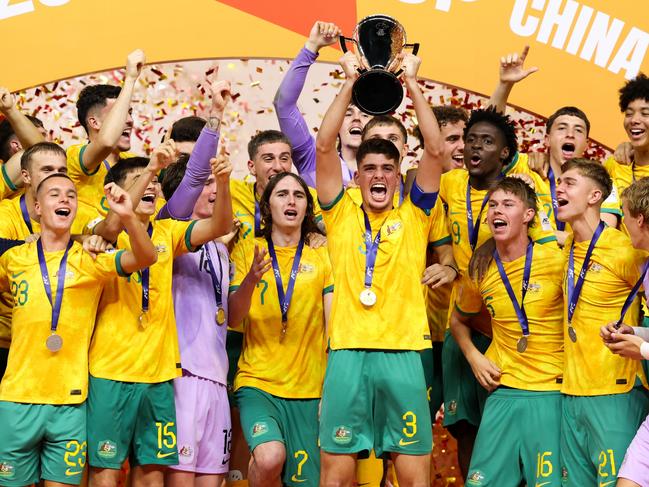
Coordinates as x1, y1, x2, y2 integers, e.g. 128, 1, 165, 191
254, 184, 262, 237
362, 208, 381, 290
466, 183, 490, 251
266, 236, 305, 324
616, 262, 649, 327
37, 239, 73, 334
19, 194, 34, 234
204, 242, 224, 310
493, 240, 534, 337
547, 166, 565, 232
140, 223, 153, 313
567, 221, 605, 326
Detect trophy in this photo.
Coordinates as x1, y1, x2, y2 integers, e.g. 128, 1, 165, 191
339, 15, 419, 115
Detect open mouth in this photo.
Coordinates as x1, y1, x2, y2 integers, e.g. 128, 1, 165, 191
370, 182, 387, 198
349, 126, 362, 136
469, 154, 482, 166
557, 198, 569, 207
141, 193, 156, 203
561, 142, 575, 159
452, 154, 464, 164
121, 128, 132, 138
207, 195, 216, 204
492, 218, 507, 229
630, 128, 646, 139
54, 207, 71, 217
284, 209, 298, 219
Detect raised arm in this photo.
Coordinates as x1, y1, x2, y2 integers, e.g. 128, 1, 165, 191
188, 154, 233, 247
228, 245, 272, 328
81, 49, 145, 172
103, 182, 157, 273
488, 46, 538, 113
274, 21, 340, 186
158, 76, 231, 220
403, 55, 443, 195
0, 88, 44, 153
315, 51, 359, 204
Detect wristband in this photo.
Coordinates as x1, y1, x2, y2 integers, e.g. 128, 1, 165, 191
444, 264, 459, 280
641, 341, 649, 360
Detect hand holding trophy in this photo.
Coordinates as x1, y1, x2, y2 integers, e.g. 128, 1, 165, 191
339, 15, 419, 115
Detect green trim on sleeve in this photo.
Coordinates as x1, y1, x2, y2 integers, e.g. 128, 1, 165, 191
430, 235, 452, 247
229, 285, 240, 293
183, 220, 199, 252
601, 208, 623, 217
502, 152, 519, 175
79, 145, 102, 176
322, 285, 334, 295
114, 249, 130, 277
1, 164, 17, 192
454, 303, 480, 317
534, 235, 558, 245
318, 188, 344, 211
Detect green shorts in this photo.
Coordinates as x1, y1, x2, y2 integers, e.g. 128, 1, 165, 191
0, 401, 86, 486
87, 376, 178, 468
421, 342, 444, 424
235, 387, 319, 487
226, 330, 244, 392
466, 387, 562, 487
320, 349, 432, 458
561, 388, 649, 486
442, 329, 490, 428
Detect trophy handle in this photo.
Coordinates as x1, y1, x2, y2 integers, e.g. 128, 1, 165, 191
339, 36, 356, 53
393, 43, 421, 77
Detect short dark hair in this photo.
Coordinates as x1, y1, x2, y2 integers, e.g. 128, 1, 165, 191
160, 154, 190, 201
76, 84, 121, 133
362, 115, 407, 144
0, 115, 45, 162
547, 106, 590, 135
259, 172, 322, 244
36, 173, 74, 195
356, 137, 400, 168
465, 108, 518, 165
104, 156, 149, 187
488, 177, 538, 227
561, 158, 612, 202
619, 73, 649, 111
247, 130, 291, 160
170, 116, 206, 144
21, 142, 66, 171
414, 106, 469, 148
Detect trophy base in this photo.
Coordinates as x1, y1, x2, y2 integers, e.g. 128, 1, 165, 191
352, 69, 404, 115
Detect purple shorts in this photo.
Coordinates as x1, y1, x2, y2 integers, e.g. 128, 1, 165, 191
619, 414, 649, 487
170, 373, 231, 474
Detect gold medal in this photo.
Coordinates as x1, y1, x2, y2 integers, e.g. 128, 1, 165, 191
139, 311, 149, 328
279, 321, 287, 343
216, 307, 226, 326
359, 288, 377, 307
568, 326, 577, 343
517, 335, 528, 353
46, 333, 63, 352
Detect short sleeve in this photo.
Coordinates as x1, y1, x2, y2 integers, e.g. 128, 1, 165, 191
428, 199, 451, 246
454, 274, 483, 316
229, 242, 250, 292
319, 189, 351, 235
169, 220, 199, 257
321, 249, 334, 295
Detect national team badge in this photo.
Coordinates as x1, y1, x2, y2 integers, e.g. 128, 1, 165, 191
333, 425, 352, 445
467, 470, 485, 486
178, 445, 194, 463
0, 463, 14, 478
447, 400, 457, 415
251, 422, 268, 438
97, 440, 117, 459
561, 466, 568, 484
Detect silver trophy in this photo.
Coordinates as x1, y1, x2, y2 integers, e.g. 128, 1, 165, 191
339, 15, 419, 115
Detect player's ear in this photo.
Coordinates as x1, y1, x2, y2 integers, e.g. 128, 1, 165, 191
247, 159, 256, 176
523, 208, 535, 225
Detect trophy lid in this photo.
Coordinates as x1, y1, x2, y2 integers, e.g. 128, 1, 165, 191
353, 14, 406, 70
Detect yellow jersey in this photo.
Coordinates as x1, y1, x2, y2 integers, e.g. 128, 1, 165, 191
0, 163, 18, 201
425, 203, 453, 343
0, 242, 124, 404
230, 237, 333, 398
66, 143, 134, 217
455, 243, 565, 391
322, 189, 433, 350
562, 226, 647, 395
89, 218, 197, 383
230, 179, 322, 247
0, 194, 93, 349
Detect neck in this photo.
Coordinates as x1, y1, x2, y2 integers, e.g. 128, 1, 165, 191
25, 187, 39, 222
255, 183, 264, 199
136, 212, 150, 226
634, 145, 649, 166
569, 208, 601, 242
549, 157, 562, 177
341, 146, 357, 172
39, 227, 71, 252
469, 169, 500, 191
271, 225, 301, 247
495, 231, 529, 262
